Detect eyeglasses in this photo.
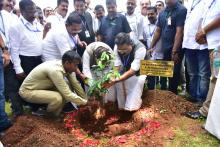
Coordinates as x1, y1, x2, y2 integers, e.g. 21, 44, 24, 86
156, 4, 162, 7
45, 9, 53, 12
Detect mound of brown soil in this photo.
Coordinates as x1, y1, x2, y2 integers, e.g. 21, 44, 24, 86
1, 90, 199, 147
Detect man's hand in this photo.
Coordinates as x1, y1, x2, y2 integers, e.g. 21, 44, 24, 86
195, 29, 207, 44
210, 50, 215, 60
2, 50, 10, 67
78, 41, 87, 48
16, 72, 26, 80
102, 78, 120, 89
44, 22, 51, 32
147, 48, 154, 57
171, 52, 181, 64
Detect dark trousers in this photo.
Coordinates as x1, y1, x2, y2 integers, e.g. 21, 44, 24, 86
162, 50, 184, 94
185, 49, 211, 102
19, 55, 42, 75
5, 55, 42, 114
147, 76, 167, 90
4, 62, 23, 116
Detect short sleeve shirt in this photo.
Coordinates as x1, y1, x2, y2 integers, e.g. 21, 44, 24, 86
98, 13, 132, 49
157, 2, 187, 52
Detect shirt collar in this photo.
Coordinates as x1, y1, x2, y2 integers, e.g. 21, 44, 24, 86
20, 15, 38, 26
165, 2, 179, 11
107, 13, 119, 20
55, 12, 64, 19
57, 60, 67, 75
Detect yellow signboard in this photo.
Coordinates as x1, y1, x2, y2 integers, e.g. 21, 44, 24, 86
140, 60, 174, 77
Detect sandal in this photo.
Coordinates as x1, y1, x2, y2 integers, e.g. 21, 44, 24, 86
183, 111, 206, 119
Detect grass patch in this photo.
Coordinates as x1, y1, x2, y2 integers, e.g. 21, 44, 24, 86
165, 118, 220, 147
5, 102, 12, 117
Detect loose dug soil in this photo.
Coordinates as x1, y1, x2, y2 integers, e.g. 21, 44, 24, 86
1, 90, 202, 147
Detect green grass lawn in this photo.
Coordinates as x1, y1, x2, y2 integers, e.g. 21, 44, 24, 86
166, 118, 220, 147
5, 102, 12, 117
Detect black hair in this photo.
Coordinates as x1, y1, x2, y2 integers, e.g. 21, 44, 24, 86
19, 0, 35, 11
65, 12, 82, 25
36, 6, 42, 11
106, 0, 116, 6
57, 0, 69, 6
62, 50, 81, 64
95, 5, 105, 12
115, 33, 133, 45
94, 46, 110, 59
73, 0, 85, 4
147, 6, 157, 13
156, 0, 165, 6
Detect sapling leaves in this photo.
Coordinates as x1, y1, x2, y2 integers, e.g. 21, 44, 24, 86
87, 52, 120, 99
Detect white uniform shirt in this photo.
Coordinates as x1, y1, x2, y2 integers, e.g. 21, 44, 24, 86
125, 13, 144, 40
182, 0, 208, 50
202, 0, 220, 49
42, 23, 77, 61
9, 16, 43, 74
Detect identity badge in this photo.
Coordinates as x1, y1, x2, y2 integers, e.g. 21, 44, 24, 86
167, 17, 171, 26
85, 30, 90, 38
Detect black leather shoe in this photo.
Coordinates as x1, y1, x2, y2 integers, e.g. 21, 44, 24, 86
184, 111, 206, 119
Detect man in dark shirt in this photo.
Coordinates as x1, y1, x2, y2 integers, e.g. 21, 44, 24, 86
149, 0, 187, 94
97, 0, 131, 49
73, 0, 95, 57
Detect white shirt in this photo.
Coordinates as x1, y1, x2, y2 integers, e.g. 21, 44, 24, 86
42, 23, 77, 61
125, 13, 144, 40
9, 16, 43, 74
114, 43, 146, 71
143, 21, 163, 60
0, 10, 19, 48
93, 18, 101, 34
46, 12, 66, 29
182, 0, 207, 50
143, 22, 156, 48
202, 0, 220, 49
82, 42, 113, 79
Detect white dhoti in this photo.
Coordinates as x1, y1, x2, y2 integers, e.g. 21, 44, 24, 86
205, 72, 220, 139
105, 75, 146, 111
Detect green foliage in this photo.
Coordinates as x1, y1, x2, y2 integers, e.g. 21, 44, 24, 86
87, 52, 120, 99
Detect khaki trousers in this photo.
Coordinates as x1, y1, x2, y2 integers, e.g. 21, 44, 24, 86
199, 78, 216, 116
19, 89, 65, 116
199, 49, 217, 116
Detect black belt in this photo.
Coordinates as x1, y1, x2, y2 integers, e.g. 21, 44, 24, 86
19, 55, 42, 59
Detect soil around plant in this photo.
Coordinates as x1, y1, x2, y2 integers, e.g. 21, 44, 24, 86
1, 90, 205, 147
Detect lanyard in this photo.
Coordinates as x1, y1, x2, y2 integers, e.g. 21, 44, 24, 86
0, 13, 5, 35
166, 11, 172, 19
148, 24, 156, 37
122, 53, 131, 67
21, 18, 41, 32
69, 34, 77, 49
190, 0, 202, 12
209, 0, 216, 9
202, 0, 216, 24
